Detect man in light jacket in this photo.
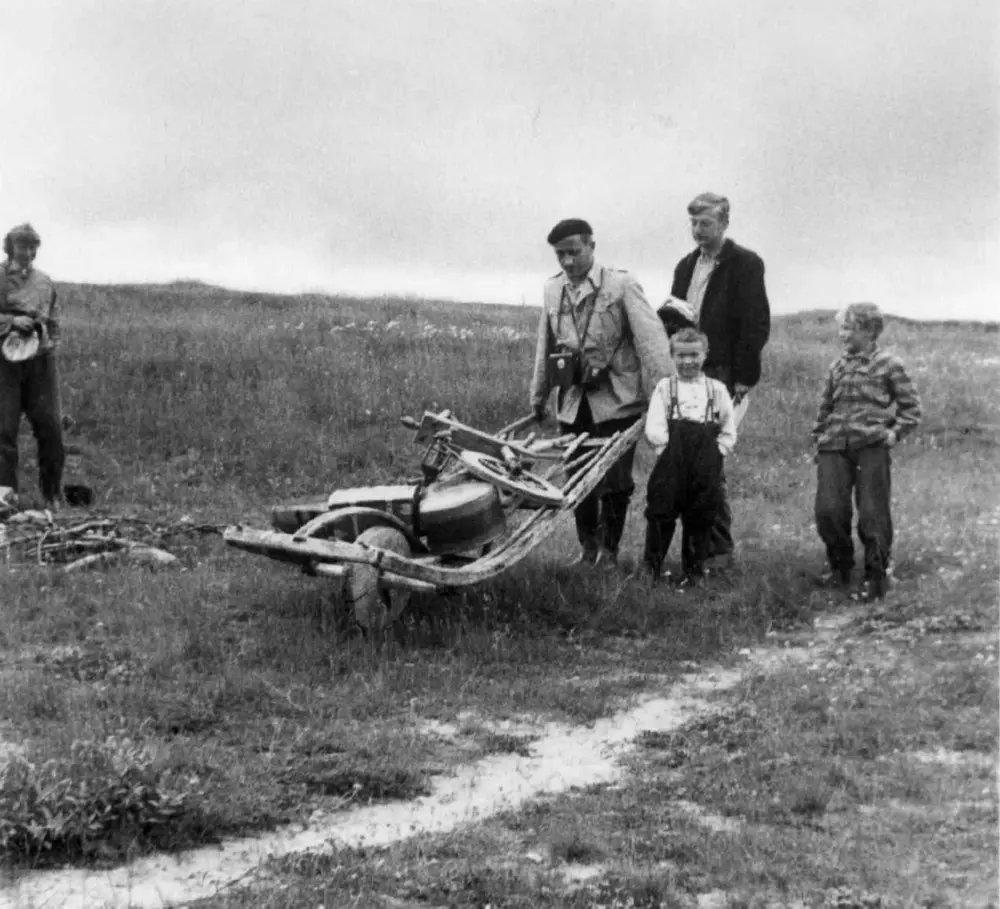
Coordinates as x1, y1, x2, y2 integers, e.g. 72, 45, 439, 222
531, 218, 674, 566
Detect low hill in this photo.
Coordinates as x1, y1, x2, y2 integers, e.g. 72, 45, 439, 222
55, 280, 999, 332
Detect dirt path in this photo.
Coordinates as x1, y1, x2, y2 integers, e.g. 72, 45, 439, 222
0, 613, 855, 909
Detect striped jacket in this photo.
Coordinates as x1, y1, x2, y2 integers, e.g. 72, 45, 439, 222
812, 345, 922, 450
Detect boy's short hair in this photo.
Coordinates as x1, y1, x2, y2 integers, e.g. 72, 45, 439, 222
839, 302, 885, 339
670, 327, 709, 351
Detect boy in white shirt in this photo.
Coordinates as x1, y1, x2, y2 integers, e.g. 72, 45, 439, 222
640, 328, 737, 585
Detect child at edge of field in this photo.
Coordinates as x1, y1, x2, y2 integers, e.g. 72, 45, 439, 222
812, 302, 922, 602
639, 328, 737, 587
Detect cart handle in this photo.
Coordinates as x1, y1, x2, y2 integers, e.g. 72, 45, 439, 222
401, 412, 535, 439
497, 413, 538, 439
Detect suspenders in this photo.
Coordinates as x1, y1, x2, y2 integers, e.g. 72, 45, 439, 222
667, 376, 719, 423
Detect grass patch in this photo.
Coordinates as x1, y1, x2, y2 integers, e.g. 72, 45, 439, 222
477, 732, 538, 757
546, 821, 612, 865
0, 735, 214, 868
280, 754, 431, 801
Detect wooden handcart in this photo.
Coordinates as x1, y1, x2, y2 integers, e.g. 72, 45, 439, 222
223, 410, 642, 630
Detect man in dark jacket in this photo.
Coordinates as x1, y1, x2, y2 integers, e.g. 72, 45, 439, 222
657, 193, 770, 564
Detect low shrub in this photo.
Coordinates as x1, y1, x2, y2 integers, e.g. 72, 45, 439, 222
0, 735, 207, 867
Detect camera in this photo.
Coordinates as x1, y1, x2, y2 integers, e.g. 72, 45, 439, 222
546, 349, 581, 391
580, 360, 610, 390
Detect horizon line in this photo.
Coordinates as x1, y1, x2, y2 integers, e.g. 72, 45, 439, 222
54, 276, 1000, 327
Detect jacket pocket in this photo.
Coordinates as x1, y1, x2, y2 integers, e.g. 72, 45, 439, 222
613, 338, 640, 374
549, 308, 577, 351
595, 303, 640, 373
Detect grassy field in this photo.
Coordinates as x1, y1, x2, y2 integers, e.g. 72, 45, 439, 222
0, 282, 996, 905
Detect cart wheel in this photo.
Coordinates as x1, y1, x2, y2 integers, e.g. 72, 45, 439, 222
345, 526, 413, 633
457, 451, 564, 507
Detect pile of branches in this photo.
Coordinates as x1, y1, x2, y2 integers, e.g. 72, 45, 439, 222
0, 511, 225, 572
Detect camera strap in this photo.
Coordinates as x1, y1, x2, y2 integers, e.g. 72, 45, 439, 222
558, 271, 604, 351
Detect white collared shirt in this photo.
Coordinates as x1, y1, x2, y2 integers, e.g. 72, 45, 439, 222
644, 375, 738, 457
686, 250, 717, 323
563, 262, 602, 308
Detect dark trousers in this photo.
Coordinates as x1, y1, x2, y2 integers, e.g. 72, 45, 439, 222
815, 446, 893, 581
560, 398, 641, 556
704, 467, 733, 557
0, 351, 65, 502
644, 419, 724, 577
703, 363, 734, 557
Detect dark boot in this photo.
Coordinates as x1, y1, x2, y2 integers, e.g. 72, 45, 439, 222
600, 490, 632, 557
818, 562, 852, 588
572, 489, 601, 561
643, 518, 675, 579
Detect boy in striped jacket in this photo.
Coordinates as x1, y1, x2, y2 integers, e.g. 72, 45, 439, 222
812, 302, 922, 601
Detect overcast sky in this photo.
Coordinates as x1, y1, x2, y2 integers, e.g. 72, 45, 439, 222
2, 0, 997, 318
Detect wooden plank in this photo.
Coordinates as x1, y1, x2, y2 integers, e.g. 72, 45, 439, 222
496, 414, 538, 439
313, 562, 437, 593
312, 563, 346, 579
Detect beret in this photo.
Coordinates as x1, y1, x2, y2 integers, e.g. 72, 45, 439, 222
546, 218, 593, 245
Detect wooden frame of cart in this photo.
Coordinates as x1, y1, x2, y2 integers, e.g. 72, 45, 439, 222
224, 409, 642, 630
